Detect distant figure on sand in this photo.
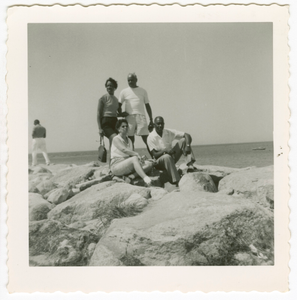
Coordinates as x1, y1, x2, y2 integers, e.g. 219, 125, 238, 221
110, 119, 154, 186
119, 73, 154, 155
31, 119, 50, 166
97, 78, 124, 158
147, 116, 196, 185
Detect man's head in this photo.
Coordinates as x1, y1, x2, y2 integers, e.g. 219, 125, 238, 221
154, 116, 165, 135
34, 119, 40, 125
127, 73, 138, 88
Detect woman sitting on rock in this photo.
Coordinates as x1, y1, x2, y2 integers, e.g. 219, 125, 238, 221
110, 119, 154, 186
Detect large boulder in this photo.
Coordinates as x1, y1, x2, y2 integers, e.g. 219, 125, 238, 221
47, 187, 71, 205
89, 191, 273, 266
35, 179, 58, 196
28, 174, 53, 193
218, 166, 273, 208
193, 165, 256, 177
29, 193, 54, 221
179, 173, 218, 193
29, 219, 100, 266
48, 182, 151, 225
50, 166, 97, 187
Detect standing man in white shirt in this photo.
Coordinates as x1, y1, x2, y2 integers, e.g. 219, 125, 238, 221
31, 119, 51, 166
147, 116, 196, 185
119, 73, 154, 155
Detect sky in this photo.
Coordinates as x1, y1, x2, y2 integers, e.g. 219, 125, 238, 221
28, 23, 273, 153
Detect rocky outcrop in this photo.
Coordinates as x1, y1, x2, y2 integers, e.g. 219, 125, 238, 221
28, 162, 274, 267
218, 165, 273, 208
29, 219, 100, 266
179, 173, 218, 193
89, 191, 273, 266
35, 179, 58, 196
47, 187, 72, 205
48, 182, 150, 225
29, 193, 54, 221
50, 166, 98, 187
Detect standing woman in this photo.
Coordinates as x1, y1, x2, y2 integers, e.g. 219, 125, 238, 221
97, 78, 121, 160
110, 119, 154, 186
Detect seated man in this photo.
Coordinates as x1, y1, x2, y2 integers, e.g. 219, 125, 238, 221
147, 116, 196, 185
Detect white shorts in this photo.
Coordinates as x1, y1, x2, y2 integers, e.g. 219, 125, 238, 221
126, 114, 149, 136
32, 138, 48, 152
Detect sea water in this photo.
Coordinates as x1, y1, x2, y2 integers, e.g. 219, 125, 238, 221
29, 141, 273, 168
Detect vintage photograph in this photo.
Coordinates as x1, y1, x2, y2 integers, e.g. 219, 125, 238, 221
6, 4, 290, 293
28, 21, 274, 267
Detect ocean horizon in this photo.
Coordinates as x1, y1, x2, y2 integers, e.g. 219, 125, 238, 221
29, 141, 274, 169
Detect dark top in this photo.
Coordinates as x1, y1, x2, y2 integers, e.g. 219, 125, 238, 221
32, 125, 46, 138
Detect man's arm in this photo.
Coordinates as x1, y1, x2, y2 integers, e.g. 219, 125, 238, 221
151, 149, 168, 159
184, 133, 192, 154
145, 103, 153, 124
117, 103, 129, 117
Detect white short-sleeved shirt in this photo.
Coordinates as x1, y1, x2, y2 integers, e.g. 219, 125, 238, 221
119, 87, 149, 115
147, 128, 185, 152
111, 135, 133, 159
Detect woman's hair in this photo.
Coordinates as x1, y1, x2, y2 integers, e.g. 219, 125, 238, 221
105, 77, 118, 89
115, 119, 128, 131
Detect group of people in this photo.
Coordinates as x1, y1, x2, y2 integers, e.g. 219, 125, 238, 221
31, 72, 196, 187
97, 73, 196, 187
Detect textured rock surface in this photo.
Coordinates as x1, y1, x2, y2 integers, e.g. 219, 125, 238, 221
28, 163, 274, 267
179, 172, 218, 193
47, 187, 71, 205
89, 191, 273, 266
29, 219, 100, 266
35, 179, 58, 196
48, 182, 151, 225
218, 166, 273, 207
29, 193, 54, 221
50, 166, 97, 187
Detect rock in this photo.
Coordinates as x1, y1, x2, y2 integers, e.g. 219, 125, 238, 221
164, 182, 179, 193
90, 245, 124, 266
149, 187, 168, 201
81, 219, 106, 237
29, 165, 52, 175
76, 175, 113, 191
179, 173, 218, 193
120, 193, 149, 210
89, 191, 273, 266
48, 182, 150, 225
35, 179, 58, 196
218, 166, 273, 207
193, 165, 256, 177
29, 219, 100, 266
87, 243, 97, 259
28, 174, 53, 193
93, 165, 110, 179
47, 187, 71, 205
29, 193, 54, 221
50, 166, 97, 187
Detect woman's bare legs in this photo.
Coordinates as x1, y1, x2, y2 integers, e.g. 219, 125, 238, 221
129, 161, 153, 180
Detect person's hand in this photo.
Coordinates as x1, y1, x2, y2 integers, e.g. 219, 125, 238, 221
121, 111, 129, 117
99, 129, 104, 137
148, 120, 154, 132
168, 148, 176, 156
